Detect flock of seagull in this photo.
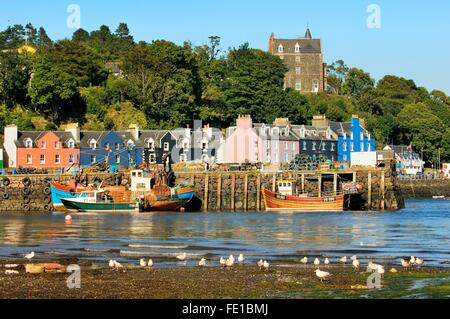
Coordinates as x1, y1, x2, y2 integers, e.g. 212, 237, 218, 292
19, 250, 424, 282
107, 253, 425, 282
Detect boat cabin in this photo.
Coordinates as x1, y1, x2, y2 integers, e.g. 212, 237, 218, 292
276, 180, 296, 196
130, 170, 154, 192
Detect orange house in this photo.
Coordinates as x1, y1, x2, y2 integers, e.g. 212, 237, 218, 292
17, 131, 80, 168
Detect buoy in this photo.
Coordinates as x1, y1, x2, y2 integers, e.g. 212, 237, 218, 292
65, 215, 73, 221
180, 207, 186, 213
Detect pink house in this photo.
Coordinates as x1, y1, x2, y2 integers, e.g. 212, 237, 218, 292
225, 115, 262, 163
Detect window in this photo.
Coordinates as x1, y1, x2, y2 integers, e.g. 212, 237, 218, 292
67, 139, 75, 148
322, 143, 326, 151
303, 142, 307, 151
285, 152, 289, 162
183, 142, 189, 150
115, 143, 120, 150
104, 143, 110, 150
90, 140, 97, 149
361, 132, 364, 140
361, 142, 365, 152
295, 56, 301, 64
116, 155, 121, 164
295, 43, 300, 53
40, 154, 45, 164
149, 154, 156, 163
55, 154, 60, 164
279, 55, 284, 60
164, 142, 170, 151
331, 144, 335, 152
368, 143, 372, 152
285, 142, 288, 150
278, 44, 284, 53
312, 142, 317, 151
180, 154, 187, 163
350, 142, 354, 152
202, 142, 207, 150
69, 154, 74, 164
343, 142, 347, 152
350, 132, 354, 140
295, 67, 301, 75
91, 155, 97, 164
26, 155, 32, 164
147, 140, 155, 151
312, 79, 319, 93
41, 141, 46, 149
25, 139, 33, 148
295, 80, 301, 91
343, 154, 347, 161
54, 141, 59, 149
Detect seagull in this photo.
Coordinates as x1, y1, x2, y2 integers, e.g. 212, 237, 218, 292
238, 254, 245, 263
263, 260, 270, 270
415, 257, 424, 267
199, 258, 207, 267
220, 257, 226, 267
401, 259, 410, 269
24, 251, 35, 261
340, 256, 348, 264
367, 262, 380, 272
257, 259, 264, 268
140, 259, 147, 267
350, 255, 357, 261
376, 265, 385, 276
225, 258, 234, 268
352, 259, 360, 270
176, 253, 187, 261
324, 258, 330, 266
314, 258, 320, 267
300, 257, 308, 265
113, 260, 123, 268
229, 255, 235, 263
315, 269, 331, 282
147, 259, 153, 267
410, 256, 416, 265
109, 260, 115, 268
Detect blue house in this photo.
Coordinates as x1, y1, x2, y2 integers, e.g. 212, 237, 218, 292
79, 131, 142, 167
330, 115, 376, 162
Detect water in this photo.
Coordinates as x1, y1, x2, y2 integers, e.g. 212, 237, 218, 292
0, 199, 448, 268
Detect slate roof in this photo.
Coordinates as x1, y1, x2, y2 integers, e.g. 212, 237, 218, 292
139, 130, 169, 148
272, 38, 322, 54
79, 131, 108, 148
16, 131, 77, 147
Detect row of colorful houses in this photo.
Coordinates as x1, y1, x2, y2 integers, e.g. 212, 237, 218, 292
2, 115, 374, 169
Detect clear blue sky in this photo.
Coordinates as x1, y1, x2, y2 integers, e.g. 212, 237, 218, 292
2, 0, 450, 94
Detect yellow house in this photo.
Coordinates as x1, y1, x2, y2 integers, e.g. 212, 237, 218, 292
1, 45, 37, 55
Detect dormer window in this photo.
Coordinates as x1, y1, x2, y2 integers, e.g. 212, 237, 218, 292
278, 44, 284, 53
89, 139, 97, 149
127, 140, 134, 147
41, 141, 46, 149
295, 43, 300, 53
146, 139, 155, 151
67, 139, 75, 148
24, 138, 33, 148
272, 127, 279, 136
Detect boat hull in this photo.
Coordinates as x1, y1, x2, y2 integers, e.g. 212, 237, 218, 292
61, 198, 139, 213
51, 183, 81, 211
262, 188, 344, 212
147, 199, 189, 212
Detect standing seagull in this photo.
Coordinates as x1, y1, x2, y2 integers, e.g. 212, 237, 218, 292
410, 256, 416, 265
238, 254, 245, 263
220, 257, 226, 267
199, 258, 207, 267
301, 257, 308, 265
415, 257, 424, 268
24, 251, 35, 261
377, 265, 385, 277
140, 259, 147, 267
147, 259, 153, 267
340, 256, 348, 264
315, 269, 331, 282
263, 260, 270, 270
257, 259, 264, 269
314, 258, 320, 267
324, 258, 330, 266
352, 259, 360, 270
225, 257, 234, 268
401, 259, 410, 269
176, 253, 187, 261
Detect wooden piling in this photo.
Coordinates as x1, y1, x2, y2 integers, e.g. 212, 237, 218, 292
301, 174, 305, 193
318, 173, 322, 197
368, 172, 372, 210
231, 174, 236, 212
381, 170, 385, 210
333, 173, 338, 195
217, 174, 222, 211
244, 174, 248, 212
256, 174, 261, 211
272, 173, 276, 192
203, 174, 209, 211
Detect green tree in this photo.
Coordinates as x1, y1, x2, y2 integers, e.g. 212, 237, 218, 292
72, 28, 90, 43
0, 52, 32, 107
342, 68, 374, 97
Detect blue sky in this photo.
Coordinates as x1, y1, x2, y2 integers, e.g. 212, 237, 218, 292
2, 0, 450, 94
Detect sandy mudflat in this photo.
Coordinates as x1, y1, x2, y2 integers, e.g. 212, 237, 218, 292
0, 261, 449, 299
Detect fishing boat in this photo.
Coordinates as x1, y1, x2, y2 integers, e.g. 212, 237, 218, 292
61, 188, 142, 213
262, 180, 345, 212
51, 181, 96, 211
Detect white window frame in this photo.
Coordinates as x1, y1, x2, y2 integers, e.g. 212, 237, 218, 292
164, 142, 170, 151
278, 44, 284, 53
91, 155, 97, 164
295, 80, 301, 91
55, 154, 61, 164
40, 154, 45, 164
26, 154, 32, 164
69, 154, 74, 164
295, 67, 301, 75
295, 43, 300, 53
116, 155, 121, 164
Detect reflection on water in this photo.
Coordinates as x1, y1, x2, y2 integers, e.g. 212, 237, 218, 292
0, 199, 448, 268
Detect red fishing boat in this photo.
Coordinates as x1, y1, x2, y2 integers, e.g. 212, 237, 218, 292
262, 180, 344, 212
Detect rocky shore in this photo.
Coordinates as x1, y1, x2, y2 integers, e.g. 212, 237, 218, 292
0, 261, 448, 299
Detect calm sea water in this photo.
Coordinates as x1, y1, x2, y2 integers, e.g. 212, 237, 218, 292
0, 199, 448, 268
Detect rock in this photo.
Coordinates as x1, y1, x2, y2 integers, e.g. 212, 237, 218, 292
5, 270, 19, 275
4, 264, 19, 269
390, 268, 398, 273
350, 284, 368, 290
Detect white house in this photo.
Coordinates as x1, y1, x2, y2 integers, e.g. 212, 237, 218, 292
384, 145, 424, 176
